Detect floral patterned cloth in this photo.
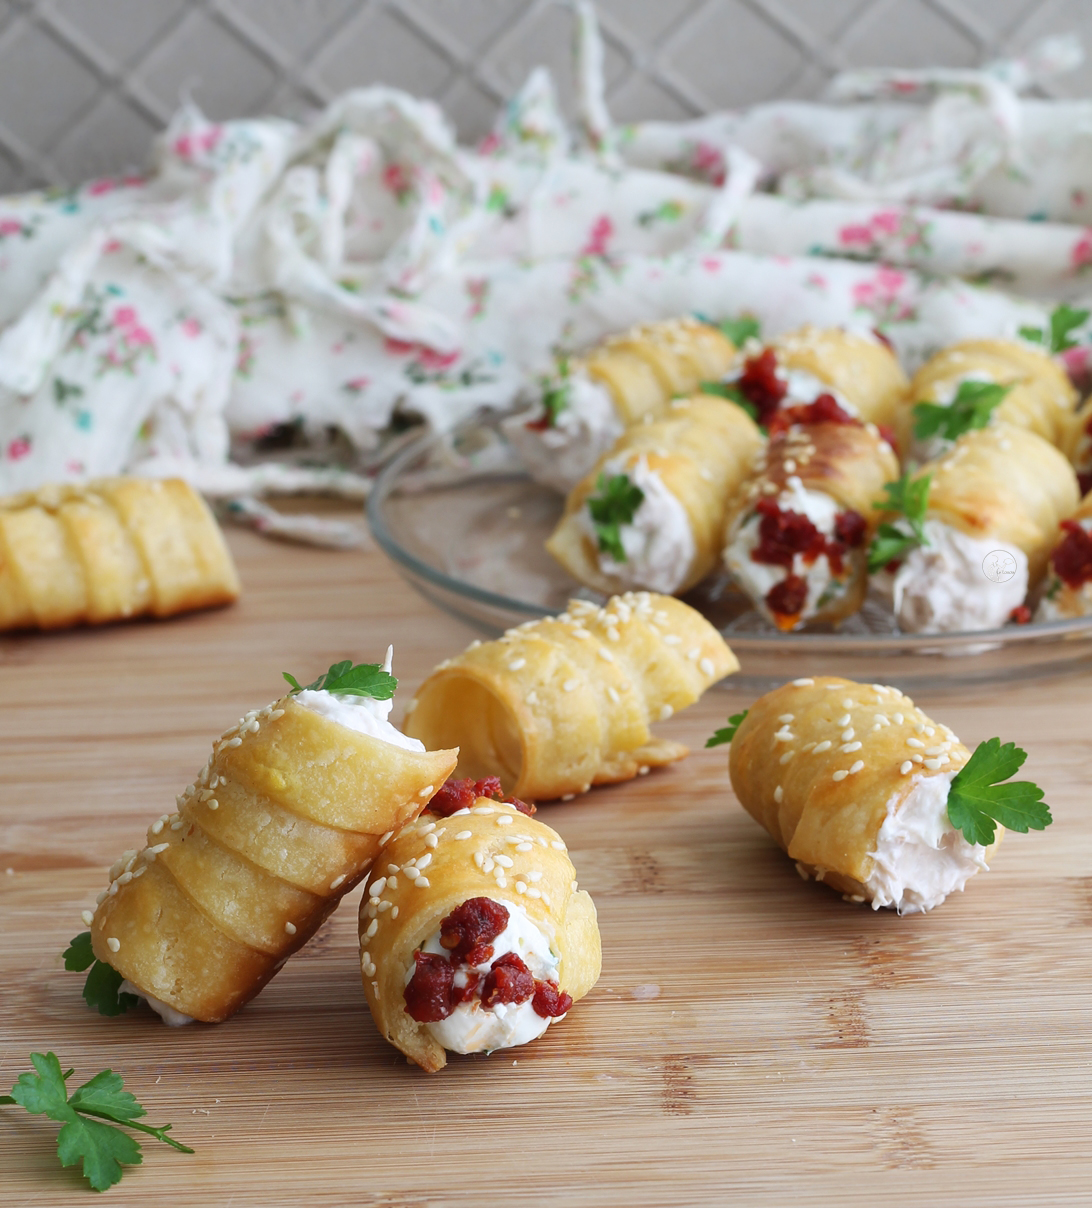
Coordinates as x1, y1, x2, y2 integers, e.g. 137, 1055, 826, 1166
1, 5, 1090, 499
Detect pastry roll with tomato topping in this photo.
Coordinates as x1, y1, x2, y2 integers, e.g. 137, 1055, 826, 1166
544, 395, 764, 595
876, 423, 1079, 633
504, 317, 739, 493
359, 790, 600, 1072
727, 677, 1007, 913
897, 338, 1078, 463
404, 592, 737, 802
85, 656, 457, 1024
0, 476, 239, 631
723, 400, 898, 630
1036, 491, 1092, 620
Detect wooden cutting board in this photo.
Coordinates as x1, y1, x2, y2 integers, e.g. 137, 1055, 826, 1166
3, 516, 1091, 1206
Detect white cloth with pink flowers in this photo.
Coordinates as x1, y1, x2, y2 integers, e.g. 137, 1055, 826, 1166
1, 4, 1091, 504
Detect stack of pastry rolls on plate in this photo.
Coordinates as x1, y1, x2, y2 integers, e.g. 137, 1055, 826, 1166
404, 591, 738, 801
1036, 489, 1092, 620
0, 476, 239, 631
504, 316, 739, 493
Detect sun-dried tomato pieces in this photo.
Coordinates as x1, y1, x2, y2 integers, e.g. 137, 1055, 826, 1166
428, 776, 536, 817
765, 574, 809, 623
1052, 520, 1092, 588
766, 393, 858, 436
1010, 605, 1032, 624
753, 499, 826, 570
481, 952, 535, 1008
439, 897, 509, 966
452, 971, 482, 1006
404, 952, 455, 1022
532, 979, 573, 1019
834, 509, 867, 550
736, 348, 787, 427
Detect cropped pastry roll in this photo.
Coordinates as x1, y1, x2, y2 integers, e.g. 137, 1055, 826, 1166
504, 317, 738, 493
729, 677, 999, 913
1061, 396, 1092, 498
0, 476, 239, 631
723, 402, 898, 630
87, 659, 457, 1024
1036, 491, 1092, 620
545, 395, 764, 595
359, 794, 601, 1072
881, 423, 1079, 633
898, 338, 1078, 461
404, 592, 738, 801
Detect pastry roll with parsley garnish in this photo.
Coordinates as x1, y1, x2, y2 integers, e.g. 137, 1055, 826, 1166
1036, 490, 1092, 620
0, 476, 239, 631
869, 423, 1080, 632
722, 398, 898, 630
503, 316, 739, 493
404, 592, 737, 802
544, 394, 763, 595
716, 676, 1051, 914
897, 338, 1078, 464
359, 781, 600, 1072
78, 655, 457, 1023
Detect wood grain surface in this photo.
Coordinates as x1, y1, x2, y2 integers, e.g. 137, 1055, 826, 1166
3, 515, 1092, 1207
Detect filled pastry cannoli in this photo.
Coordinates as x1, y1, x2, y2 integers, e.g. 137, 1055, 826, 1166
0, 476, 239, 631
359, 786, 600, 1072
897, 338, 1078, 463
870, 423, 1080, 633
404, 591, 737, 801
545, 395, 764, 595
503, 317, 739, 493
722, 398, 898, 630
1035, 491, 1092, 620
78, 655, 457, 1023
720, 676, 1051, 914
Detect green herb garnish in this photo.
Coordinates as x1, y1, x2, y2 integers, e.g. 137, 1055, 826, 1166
698, 379, 760, 423
945, 738, 1052, 847
0, 1052, 193, 1192
912, 379, 1012, 442
64, 932, 137, 1017
586, 472, 644, 562
867, 472, 932, 574
283, 660, 397, 699
539, 355, 572, 427
1019, 303, 1090, 353
712, 315, 761, 347
706, 710, 748, 748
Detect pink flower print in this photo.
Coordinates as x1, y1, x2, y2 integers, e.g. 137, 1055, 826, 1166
384, 337, 417, 358
701, 256, 722, 273
870, 210, 901, 235
477, 132, 501, 156
103, 239, 122, 255
0, 218, 22, 236
343, 376, 369, 394
127, 325, 154, 347
113, 306, 137, 328
839, 223, 874, 247
692, 141, 726, 186
173, 133, 195, 160
87, 178, 117, 196
383, 162, 414, 204
582, 215, 614, 258
180, 317, 203, 338
419, 346, 459, 370
1071, 230, 1092, 272
7, 436, 30, 460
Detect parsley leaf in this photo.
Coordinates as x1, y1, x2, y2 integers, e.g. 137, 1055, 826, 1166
539, 355, 572, 427
1, 1052, 193, 1192
283, 660, 397, 699
712, 315, 761, 347
912, 380, 1011, 442
946, 737, 1053, 847
706, 710, 749, 748
1019, 304, 1090, 353
64, 932, 139, 1017
867, 473, 932, 574
699, 379, 760, 424
586, 472, 644, 562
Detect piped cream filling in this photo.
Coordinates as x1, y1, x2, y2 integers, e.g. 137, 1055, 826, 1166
118, 981, 196, 1027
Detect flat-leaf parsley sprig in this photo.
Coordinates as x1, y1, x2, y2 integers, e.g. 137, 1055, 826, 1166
912, 380, 1011, 443
706, 710, 749, 748
0, 1052, 193, 1192
63, 932, 137, 1017
1019, 303, 1090, 354
283, 659, 397, 699
946, 737, 1052, 847
698, 379, 761, 425
537, 354, 572, 428
867, 472, 932, 574
586, 471, 644, 562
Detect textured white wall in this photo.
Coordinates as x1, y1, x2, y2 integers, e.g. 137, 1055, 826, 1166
0, 0, 1090, 193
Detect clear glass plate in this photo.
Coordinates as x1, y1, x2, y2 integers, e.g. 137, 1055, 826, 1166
367, 414, 1092, 691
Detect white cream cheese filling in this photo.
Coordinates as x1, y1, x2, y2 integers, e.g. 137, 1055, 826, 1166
118, 981, 196, 1027
723, 362, 857, 415
865, 771, 991, 914
889, 519, 1028, 634
503, 370, 624, 494
577, 453, 696, 594
413, 898, 563, 1054
724, 477, 847, 626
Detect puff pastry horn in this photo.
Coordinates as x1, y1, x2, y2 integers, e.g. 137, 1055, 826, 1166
0, 476, 239, 631
728, 676, 1000, 913
359, 794, 601, 1072
1036, 490, 1092, 620
89, 686, 457, 1023
404, 592, 738, 801
1060, 396, 1092, 497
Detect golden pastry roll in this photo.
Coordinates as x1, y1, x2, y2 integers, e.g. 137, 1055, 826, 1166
545, 394, 764, 595
359, 792, 600, 1072
1060, 395, 1092, 498
1036, 490, 1092, 621
404, 591, 738, 801
897, 338, 1078, 457
86, 661, 457, 1023
728, 676, 1002, 913
723, 404, 898, 630
0, 476, 239, 631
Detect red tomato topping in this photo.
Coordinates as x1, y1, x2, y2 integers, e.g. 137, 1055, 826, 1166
834, 509, 867, 549
404, 952, 455, 1022
736, 348, 787, 427
1079, 471, 1092, 498
1052, 520, 1092, 588
452, 971, 482, 1006
765, 573, 809, 623
525, 413, 551, 432
877, 423, 899, 450
766, 393, 858, 436
439, 897, 509, 966
753, 499, 827, 569
532, 979, 573, 1019
428, 777, 535, 817
1009, 605, 1032, 624
481, 952, 535, 1008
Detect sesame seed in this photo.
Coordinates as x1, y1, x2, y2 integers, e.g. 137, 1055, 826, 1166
387, 864, 399, 875
849, 760, 864, 774
837, 714, 851, 727
371, 877, 387, 895
416, 854, 433, 870
832, 770, 849, 782
778, 714, 795, 723
551, 840, 567, 850
150, 820, 164, 835
365, 919, 378, 938
900, 761, 913, 774
841, 741, 862, 753
387, 875, 399, 890
638, 765, 650, 775
774, 728, 794, 743
924, 758, 943, 770
226, 737, 242, 748
379, 831, 394, 846
170, 820, 184, 831
598, 648, 614, 662
779, 751, 794, 764
659, 704, 674, 720
607, 627, 620, 642
496, 876, 508, 888
494, 854, 514, 868
841, 728, 855, 741
516, 881, 528, 894
923, 726, 935, 736
418, 785, 435, 797
912, 754, 923, 763
561, 793, 576, 802
687, 647, 700, 660
792, 678, 814, 686
774, 785, 783, 803
663, 634, 682, 645
415, 877, 430, 888
894, 712, 904, 724
483, 858, 495, 873
813, 740, 832, 753
699, 657, 715, 675
207, 799, 219, 811
420, 821, 437, 834
425, 833, 439, 848
563, 679, 578, 692
377, 900, 392, 912
527, 691, 539, 705
81, 909, 94, 926
284, 921, 297, 935
907, 738, 924, 748
96, 890, 107, 905
607, 687, 620, 703
842, 699, 855, 709
924, 745, 949, 756
497, 814, 513, 825
516, 841, 534, 852
508, 659, 526, 671
455, 830, 472, 840
106, 937, 120, 953
528, 870, 543, 882
472, 806, 496, 815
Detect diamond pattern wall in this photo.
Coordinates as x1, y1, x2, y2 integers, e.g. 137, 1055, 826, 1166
0, 0, 1089, 194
